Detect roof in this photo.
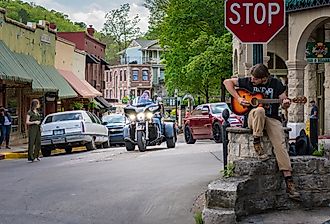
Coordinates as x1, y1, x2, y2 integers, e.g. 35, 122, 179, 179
12, 53, 58, 92
82, 80, 102, 96
95, 96, 111, 108
286, 0, 330, 12
0, 41, 32, 83
57, 69, 102, 98
12, 53, 77, 99
134, 39, 159, 49
41, 66, 77, 99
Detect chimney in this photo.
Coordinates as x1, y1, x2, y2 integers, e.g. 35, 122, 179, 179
87, 25, 95, 36
49, 22, 57, 30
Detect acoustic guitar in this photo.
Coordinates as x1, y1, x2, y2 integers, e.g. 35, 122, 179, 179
231, 88, 307, 115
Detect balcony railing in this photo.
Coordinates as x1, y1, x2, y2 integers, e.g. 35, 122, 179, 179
120, 57, 161, 65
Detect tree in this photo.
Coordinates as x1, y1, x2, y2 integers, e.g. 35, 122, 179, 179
144, 0, 168, 39
103, 3, 141, 51
159, 0, 232, 102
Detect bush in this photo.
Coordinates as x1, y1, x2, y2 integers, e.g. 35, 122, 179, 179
72, 102, 83, 110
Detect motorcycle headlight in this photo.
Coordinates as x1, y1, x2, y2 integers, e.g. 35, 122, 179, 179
129, 114, 136, 121
146, 112, 153, 120
137, 112, 145, 121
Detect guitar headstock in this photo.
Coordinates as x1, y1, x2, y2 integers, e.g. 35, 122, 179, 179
292, 96, 307, 104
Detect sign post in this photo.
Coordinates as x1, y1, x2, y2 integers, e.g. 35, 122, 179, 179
225, 0, 286, 64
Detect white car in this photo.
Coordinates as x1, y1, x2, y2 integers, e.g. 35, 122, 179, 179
41, 110, 109, 156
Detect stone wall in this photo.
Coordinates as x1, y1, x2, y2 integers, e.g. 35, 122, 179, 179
203, 128, 330, 224
227, 127, 290, 162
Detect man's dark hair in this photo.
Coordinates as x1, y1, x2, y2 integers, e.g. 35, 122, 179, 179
310, 100, 315, 104
250, 64, 270, 78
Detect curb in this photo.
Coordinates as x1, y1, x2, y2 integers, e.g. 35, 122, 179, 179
0, 146, 87, 160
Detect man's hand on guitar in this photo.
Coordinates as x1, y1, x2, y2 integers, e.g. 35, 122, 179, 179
238, 97, 250, 107
282, 98, 291, 109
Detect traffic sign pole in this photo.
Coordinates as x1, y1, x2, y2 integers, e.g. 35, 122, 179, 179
253, 44, 263, 65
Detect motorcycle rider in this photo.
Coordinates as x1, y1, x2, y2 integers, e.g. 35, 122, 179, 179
135, 90, 163, 137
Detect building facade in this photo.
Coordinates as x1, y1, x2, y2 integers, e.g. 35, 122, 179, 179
232, 1, 330, 137
105, 65, 152, 101
58, 25, 109, 94
116, 39, 166, 98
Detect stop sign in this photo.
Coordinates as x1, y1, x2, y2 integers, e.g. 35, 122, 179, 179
225, 0, 285, 43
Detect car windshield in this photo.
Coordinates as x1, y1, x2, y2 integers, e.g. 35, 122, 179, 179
211, 104, 231, 114
102, 115, 125, 124
45, 113, 82, 124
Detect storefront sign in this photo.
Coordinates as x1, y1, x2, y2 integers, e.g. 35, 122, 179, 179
306, 42, 330, 63
41, 34, 51, 44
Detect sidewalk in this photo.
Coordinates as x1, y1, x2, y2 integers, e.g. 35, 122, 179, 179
0, 144, 28, 160
239, 207, 330, 224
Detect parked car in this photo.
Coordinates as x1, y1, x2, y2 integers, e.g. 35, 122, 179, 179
41, 110, 109, 156
183, 103, 243, 144
102, 114, 127, 146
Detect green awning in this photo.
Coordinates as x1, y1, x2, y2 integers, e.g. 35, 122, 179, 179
41, 66, 78, 99
0, 41, 32, 83
93, 99, 105, 109
13, 53, 58, 92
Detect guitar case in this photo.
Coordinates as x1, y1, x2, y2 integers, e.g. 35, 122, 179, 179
295, 129, 313, 156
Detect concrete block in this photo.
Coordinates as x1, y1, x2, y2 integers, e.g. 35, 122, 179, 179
203, 208, 236, 224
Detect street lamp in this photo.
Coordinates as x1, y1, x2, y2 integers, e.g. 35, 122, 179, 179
174, 88, 178, 123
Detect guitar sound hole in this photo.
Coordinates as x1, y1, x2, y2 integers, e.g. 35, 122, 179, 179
250, 98, 259, 107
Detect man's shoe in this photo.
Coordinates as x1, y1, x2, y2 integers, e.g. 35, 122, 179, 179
253, 141, 269, 161
5, 146, 10, 149
286, 178, 302, 201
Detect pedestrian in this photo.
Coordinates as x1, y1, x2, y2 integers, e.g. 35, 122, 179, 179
223, 63, 301, 200
0, 107, 12, 149
310, 100, 318, 119
26, 99, 42, 162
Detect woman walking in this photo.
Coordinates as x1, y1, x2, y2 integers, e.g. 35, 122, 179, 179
26, 99, 42, 162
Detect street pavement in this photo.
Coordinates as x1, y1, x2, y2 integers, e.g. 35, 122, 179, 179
0, 140, 223, 224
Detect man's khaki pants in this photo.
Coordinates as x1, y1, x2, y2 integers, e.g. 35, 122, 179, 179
248, 107, 292, 171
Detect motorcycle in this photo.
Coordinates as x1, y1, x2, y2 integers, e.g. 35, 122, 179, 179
123, 102, 176, 152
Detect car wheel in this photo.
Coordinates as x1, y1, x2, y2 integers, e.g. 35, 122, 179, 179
41, 146, 53, 157
102, 139, 110, 148
64, 146, 73, 154
86, 138, 96, 151
125, 141, 135, 151
184, 126, 196, 144
212, 122, 222, 143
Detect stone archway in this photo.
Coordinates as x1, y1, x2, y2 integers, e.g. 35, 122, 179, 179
286, 7, 330, 137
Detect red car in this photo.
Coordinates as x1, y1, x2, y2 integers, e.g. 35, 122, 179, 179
183, 103, 243, 144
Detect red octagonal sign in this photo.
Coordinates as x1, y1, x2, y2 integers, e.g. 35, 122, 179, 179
225, 0, 285, 44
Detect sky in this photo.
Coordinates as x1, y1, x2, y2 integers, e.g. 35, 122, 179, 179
21, 0, 150, 33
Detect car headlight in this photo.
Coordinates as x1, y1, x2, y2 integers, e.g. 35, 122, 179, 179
129, 114, 136, 121
146, 112, 153, 120
137, 112, 145, 121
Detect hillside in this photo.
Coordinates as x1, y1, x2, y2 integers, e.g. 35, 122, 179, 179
0, 0, 85, 32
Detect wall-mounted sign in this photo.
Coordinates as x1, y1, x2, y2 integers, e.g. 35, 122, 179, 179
40, 34, 51, 44
306, 42, 330, 63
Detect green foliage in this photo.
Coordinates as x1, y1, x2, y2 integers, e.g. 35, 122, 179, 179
312, 142, 325, 157
194, 211, 204, 224
159, 0, 232, 102
0, 0, 84, 32
72, 102, 83, 110
88, 101, 96, 110
121, 96, 129, 104
221, 163, 235, 178
102, 3, 141, 51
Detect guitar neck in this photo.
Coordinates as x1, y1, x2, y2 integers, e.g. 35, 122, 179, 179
258, 99, 282, 104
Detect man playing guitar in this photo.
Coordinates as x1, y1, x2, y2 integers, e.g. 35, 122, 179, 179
223, 63, 300, 200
